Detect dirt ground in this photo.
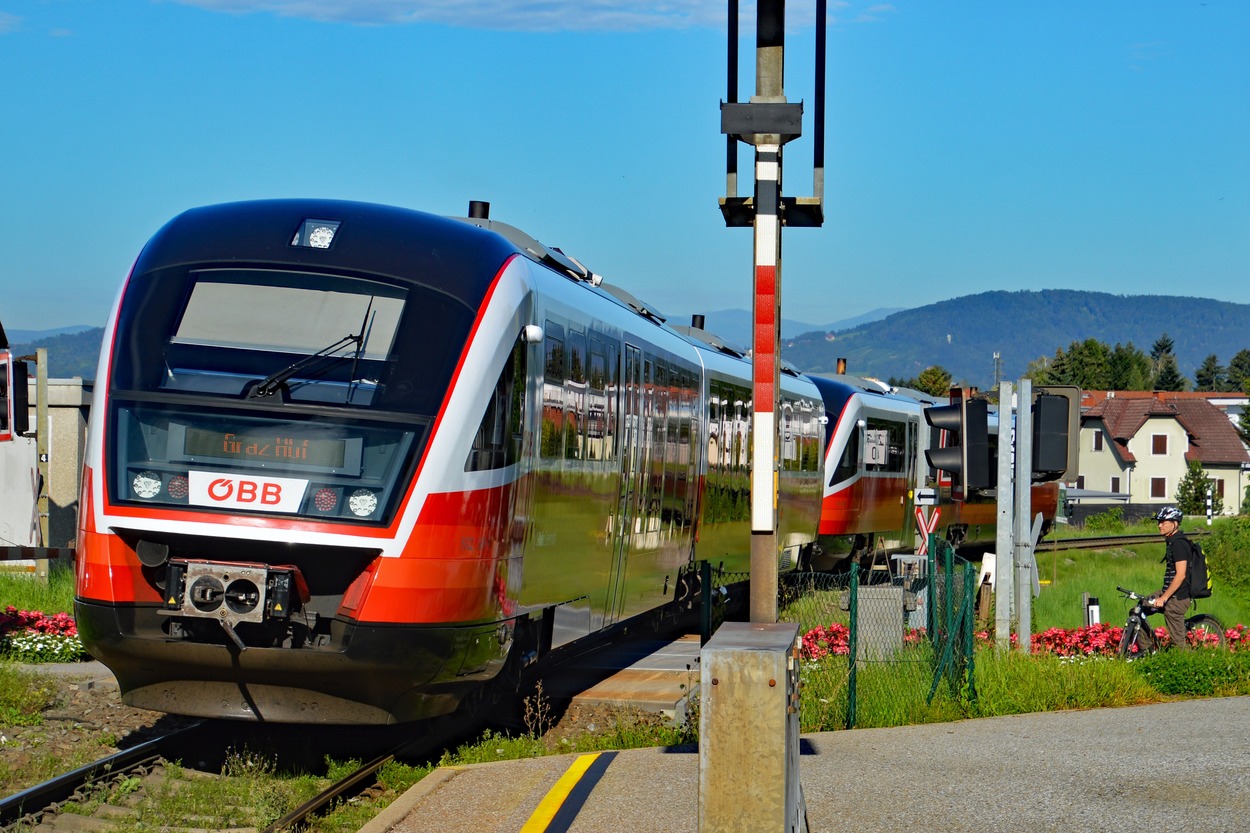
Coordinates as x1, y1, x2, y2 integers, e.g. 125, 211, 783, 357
1, 661, 196, 794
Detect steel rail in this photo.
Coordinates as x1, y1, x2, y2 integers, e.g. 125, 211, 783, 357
1038, 529, 1211, 552
0, 720, 209, 828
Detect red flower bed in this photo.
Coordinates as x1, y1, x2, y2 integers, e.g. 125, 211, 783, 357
801, 620, 1248, 660
1, 605, 79, 638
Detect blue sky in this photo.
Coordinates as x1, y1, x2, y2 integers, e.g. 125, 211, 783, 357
1, 1, 1246, 333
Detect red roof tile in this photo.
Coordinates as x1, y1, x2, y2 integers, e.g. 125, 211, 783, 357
1081, 392, 1249, 467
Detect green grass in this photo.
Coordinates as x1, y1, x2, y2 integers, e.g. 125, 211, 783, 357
0, 661, 59, 725
1032, 542, 1250, 632
0, 559, 76, 615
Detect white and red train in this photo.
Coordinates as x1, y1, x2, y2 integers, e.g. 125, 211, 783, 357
74, 199, 1055, 724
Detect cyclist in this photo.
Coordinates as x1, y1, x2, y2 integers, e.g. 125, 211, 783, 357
1148, 506, 1191, 651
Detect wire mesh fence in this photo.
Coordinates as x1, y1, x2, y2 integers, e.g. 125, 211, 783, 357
778, 539, 979, 730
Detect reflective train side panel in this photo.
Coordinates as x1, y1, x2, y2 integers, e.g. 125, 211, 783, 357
73, 199, 823, 725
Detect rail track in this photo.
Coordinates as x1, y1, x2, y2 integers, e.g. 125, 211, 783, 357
0, 717, 470, 833
1038, 529, 1211, 552
0, 721, 212, 831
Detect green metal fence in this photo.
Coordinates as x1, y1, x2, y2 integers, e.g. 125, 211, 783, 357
777, 538, 978, 730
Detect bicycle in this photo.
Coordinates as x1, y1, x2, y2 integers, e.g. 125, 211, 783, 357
1116, 586, 1226, 657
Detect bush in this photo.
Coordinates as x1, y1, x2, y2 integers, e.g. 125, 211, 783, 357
1130, 649, 1250, 697
1205, 516, 1250, 596
1082, 507, 1125, 532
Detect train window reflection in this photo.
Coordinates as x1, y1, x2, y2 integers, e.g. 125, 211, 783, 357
466, 338, 526, 472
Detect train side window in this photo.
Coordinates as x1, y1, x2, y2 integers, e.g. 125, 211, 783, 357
605, 343, 619, 460
465, 338, 527, 471
544, 322, 565, 384
565, 330, 587, 460
832, 423, 861, 485
866, 417, 906, 473
541, 322, 565, 459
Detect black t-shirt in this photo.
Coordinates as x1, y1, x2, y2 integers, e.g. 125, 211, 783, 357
1163, 532, 1191, 600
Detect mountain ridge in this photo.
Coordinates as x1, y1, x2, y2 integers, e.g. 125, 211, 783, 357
10, 291, 1250, 390
784, 289, 1250, 387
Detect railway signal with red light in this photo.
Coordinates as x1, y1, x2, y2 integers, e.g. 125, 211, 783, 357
925, 394, 991, 501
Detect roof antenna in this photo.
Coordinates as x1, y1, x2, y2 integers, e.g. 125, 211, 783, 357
468, 200, 490, 219
692, 314, 706, 330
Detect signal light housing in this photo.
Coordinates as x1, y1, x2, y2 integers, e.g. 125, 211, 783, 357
0, 351, 30, 442
925, 393, 991, 501
1032, 386, 1080, 483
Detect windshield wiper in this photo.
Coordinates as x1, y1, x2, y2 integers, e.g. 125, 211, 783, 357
245, 333, 362, 400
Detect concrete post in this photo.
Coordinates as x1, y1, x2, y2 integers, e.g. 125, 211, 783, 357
699, 621, 806, 833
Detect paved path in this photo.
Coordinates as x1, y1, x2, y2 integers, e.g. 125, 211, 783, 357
365, 697, 1250, 833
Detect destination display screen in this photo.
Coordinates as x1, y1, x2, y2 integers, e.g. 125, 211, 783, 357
177, 425, 361, 473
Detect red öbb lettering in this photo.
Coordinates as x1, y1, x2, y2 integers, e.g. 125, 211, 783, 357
208, 479, 234, 501
261, 483, 282, 504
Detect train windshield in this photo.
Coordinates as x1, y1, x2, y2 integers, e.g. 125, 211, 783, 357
106, 267, 477, 523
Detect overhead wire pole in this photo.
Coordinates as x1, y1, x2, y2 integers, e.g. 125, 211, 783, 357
721, 0, 825, 623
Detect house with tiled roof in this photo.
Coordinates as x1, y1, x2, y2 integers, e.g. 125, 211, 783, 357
1079, 392, 1250, 518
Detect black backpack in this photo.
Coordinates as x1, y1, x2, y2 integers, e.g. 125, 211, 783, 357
1188, 538, 1213, 599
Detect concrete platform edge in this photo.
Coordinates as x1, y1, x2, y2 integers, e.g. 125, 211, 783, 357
359, 767, 462, 833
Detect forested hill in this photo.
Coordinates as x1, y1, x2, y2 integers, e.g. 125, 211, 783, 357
9, 328, 104, 380
783, 290, 1250, 389
11, 290, 1250, 389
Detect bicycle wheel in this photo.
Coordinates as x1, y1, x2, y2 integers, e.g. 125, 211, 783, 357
1118, 621, 1143, 658
1186, 614, 1227, 649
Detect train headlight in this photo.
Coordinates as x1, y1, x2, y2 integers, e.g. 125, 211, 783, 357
292, 218, 341, 249
132, 470, 163, 499
347, 488, 378, 517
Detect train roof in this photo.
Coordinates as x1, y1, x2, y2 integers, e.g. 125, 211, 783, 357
134, 200, 817, 383
132, 199, 567, 314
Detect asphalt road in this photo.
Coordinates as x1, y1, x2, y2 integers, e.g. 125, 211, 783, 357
370, 696, 1250, 833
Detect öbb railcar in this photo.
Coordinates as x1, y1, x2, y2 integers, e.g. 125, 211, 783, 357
73, 200, 824, 724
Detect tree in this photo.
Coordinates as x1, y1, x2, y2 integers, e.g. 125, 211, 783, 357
1023, 354, 1053, 385
1151, 333, 1175, 362
1238, 407, 1250, 444
913, 365, 953, 397
1174, 460, 1223, 516
1049, 339, 1111, 390
1194, 354, 1226, 392
1227, 349, 1250, 393
1107, 342, 1152, 390
1153, 354, 1187, 391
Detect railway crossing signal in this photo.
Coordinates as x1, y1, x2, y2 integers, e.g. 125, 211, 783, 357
0, 349, 31, 441
925, 393, 991, 501
1031, 386, 1079, 483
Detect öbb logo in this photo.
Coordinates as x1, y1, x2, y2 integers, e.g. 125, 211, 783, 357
207, 477, 283, 505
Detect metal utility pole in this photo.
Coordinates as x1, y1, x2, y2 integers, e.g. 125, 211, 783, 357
1014, 377, 1035, 650
994, 382, 1015, 649
721, 0, 826, 623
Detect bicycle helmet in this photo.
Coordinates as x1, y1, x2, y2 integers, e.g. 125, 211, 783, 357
1155, 506, 1183, 523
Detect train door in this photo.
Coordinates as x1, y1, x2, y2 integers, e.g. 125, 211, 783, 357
606, 343, 643, 625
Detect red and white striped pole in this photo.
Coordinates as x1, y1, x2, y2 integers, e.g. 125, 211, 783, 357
750, 141, 782, 623
748, 0, 787, 623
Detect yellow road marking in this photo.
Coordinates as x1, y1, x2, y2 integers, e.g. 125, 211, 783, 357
519, 753, 602, 833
